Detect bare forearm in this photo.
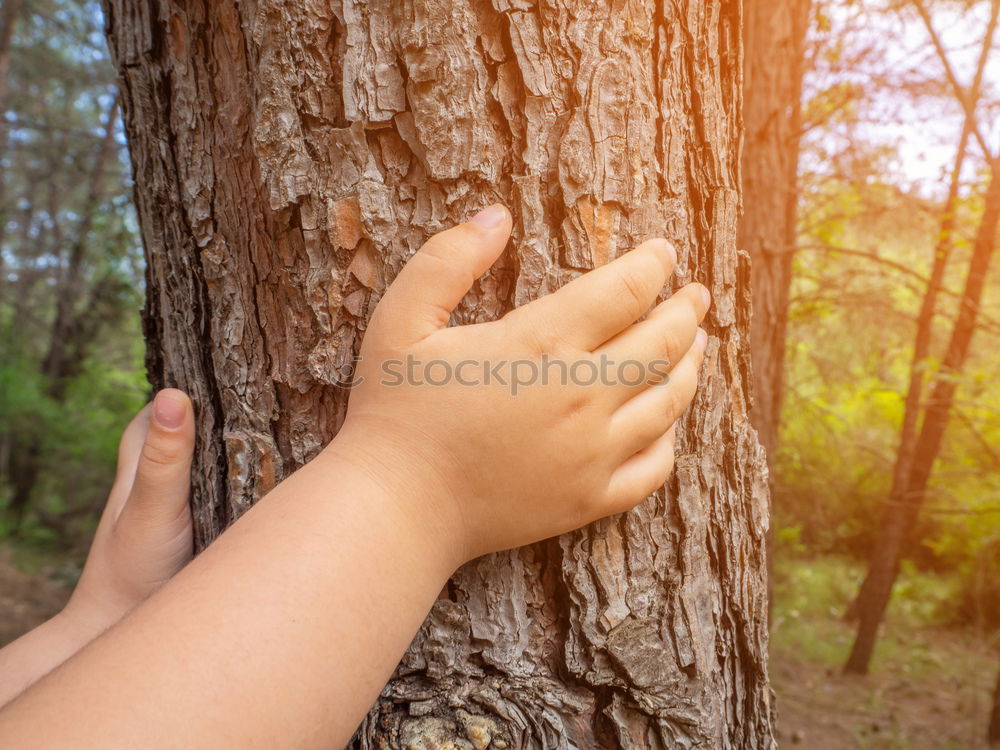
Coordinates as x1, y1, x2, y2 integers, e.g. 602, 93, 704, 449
0, 607, 105, 708
0, 451, 458, 749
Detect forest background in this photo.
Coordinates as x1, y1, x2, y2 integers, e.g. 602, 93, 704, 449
0, 0, 998, 747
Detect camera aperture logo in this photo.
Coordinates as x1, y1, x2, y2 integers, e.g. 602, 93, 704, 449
334, 354, 671, 396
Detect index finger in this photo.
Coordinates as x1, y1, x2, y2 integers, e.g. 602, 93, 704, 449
511, 238, 676, 351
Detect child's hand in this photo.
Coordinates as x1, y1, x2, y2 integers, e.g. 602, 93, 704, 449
333, 204, 709, 563
0, 390, 195, 706
0, 209, 708, 744
64, 389, 196, 633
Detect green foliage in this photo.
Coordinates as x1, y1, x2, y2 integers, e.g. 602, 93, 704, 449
0, 0, 147, 558
778, 168, 1000, 625
0, 323, 148, 550
775, 0, 1000, 633
772, 554, 968, 672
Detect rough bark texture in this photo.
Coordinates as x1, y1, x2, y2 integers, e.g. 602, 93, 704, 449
103, 1, 773, 747
991, 664, 1000, 746
738, 0, 809, 626
738, 0, 809, 467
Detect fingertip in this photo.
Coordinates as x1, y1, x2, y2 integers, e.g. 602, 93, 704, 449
639, 238, 676, 276
152, 389, 191, 431
468, 203, 510, 231
696, 328, 708, 353
664, 240, 678, 266
696, 283, 711, 312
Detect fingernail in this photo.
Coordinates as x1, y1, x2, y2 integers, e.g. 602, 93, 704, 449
700, 285, 712, 310
469, 204, 508, 229
696, 329, 708, 351
153, 391, 185, 429
665, 241, 677, 264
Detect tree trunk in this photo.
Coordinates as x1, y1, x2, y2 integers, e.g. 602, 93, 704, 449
739, 0, 810, 468
990, 663, 1000, 746
43, 95, 122, 397
844, 114, 973, 626
104, 1, 774, 746
0, 0, 23, 270
0, 0, 19, 117
739, 0, 810, 626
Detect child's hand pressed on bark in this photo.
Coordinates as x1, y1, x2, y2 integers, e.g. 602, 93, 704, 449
67, 389, 196, 628
332, 203, 710, 562
0, 205, 712, 749
0, 390, 195, 707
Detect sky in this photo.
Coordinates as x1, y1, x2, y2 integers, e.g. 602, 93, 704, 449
805, 0, 999, 199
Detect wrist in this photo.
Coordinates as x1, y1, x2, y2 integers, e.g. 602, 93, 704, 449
52, 601, 108, 652
316, 417, 472, 574
60, 588, 127, 645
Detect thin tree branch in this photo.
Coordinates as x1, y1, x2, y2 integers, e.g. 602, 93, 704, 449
912, 0, 1000, 164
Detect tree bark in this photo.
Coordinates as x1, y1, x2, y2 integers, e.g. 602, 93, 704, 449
990, 662, 1000, 746
739, 0, 810, 626
104, 1, 774, 746
739, 0, 810, 468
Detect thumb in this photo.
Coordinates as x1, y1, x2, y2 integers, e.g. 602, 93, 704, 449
372, 203, 512, 344
118, 388, 195, 528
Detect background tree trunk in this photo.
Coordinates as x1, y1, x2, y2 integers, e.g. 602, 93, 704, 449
104, 1, 774, 746
739, 0, 810, 467
738, 0, 810, 625
0, 0, 23, 271
991, 664, 1000, 746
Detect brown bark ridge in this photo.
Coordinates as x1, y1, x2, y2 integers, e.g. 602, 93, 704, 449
103, 1, 773, 746
738, 0, 809, 468
991, 663, 1000, 746
738, 0, 810, 628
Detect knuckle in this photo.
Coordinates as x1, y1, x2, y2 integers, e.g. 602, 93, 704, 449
409, 247, 456, 283
527, 326, 558, 354
659, 325, 685, 364
420, 229, 466, 263
515, 314, 570, 355
616, 268, 651, 311
140, 438, 182, 469
664, 387, 686, 426
564, 393, 590, 420
651, 389, 682, 434
575, 489, 605, 527
681, 304, 701, 338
